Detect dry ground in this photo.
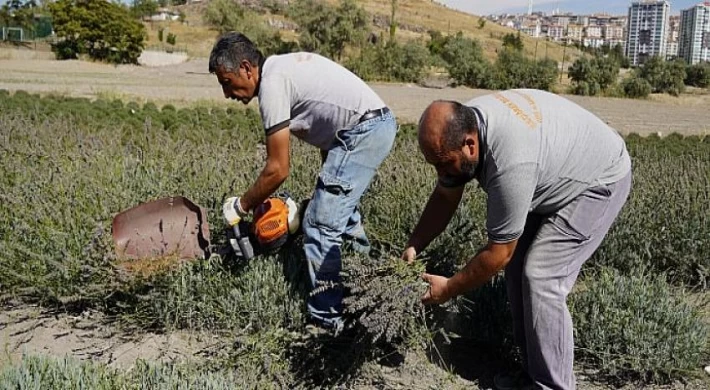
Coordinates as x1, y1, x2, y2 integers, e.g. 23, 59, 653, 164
1, 57, 708, 136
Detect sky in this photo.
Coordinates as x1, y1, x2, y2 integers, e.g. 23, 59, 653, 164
436, 1, 705, 16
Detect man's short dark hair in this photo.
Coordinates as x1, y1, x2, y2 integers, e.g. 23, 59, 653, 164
208, 32, 265, 74
441, 101, 479, 153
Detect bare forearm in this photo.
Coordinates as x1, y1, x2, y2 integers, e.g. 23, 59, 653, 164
407, 185, 462, 252
446, 244, 514, 297
241, 163, 287, 211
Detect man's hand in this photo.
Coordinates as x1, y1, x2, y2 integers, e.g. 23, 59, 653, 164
421, 273, 452, 305
401, 247, 417, 264
223, 196, 248, 226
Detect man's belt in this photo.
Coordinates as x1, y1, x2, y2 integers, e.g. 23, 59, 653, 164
358, 107, 390, 124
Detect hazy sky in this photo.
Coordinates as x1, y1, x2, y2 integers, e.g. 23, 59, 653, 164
436, 1, 703, 16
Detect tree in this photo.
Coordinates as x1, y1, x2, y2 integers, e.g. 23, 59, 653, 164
1, 0, 38, 32
289, 0, 368, 60
477, 18, 486, 29
49, 0, 145, 64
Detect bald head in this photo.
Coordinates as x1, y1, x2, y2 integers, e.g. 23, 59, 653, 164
418, 100, 479, 163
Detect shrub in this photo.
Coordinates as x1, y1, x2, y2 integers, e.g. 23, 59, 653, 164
0, 93, 708, 388
0, 354, 284, 389
342, 254, 429, 347
346, 41, 431, 83
570, 267, 708, 383
593, 134, 710, 287
685, 62, 710, 88
440, 32, 494, 89
501, 32, 524, 51
637, 56, 686, 96
204, 0, 297, 56
621, 75, 651, 98
289, 0, 368, 61
568, 55, 620, 96
494, 49, 558, 91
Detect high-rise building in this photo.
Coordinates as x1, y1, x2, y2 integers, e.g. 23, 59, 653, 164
679, 3, 710, 64
626, 1, 671, 66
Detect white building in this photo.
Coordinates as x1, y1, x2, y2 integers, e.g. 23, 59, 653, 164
604, 25, 625, 40
546, 25, 565, 41
626, 0, 671, 66
148, 9, 181, 22
521, 23, 541, 38
679, 3, 710, 64
586, 25, 603, 38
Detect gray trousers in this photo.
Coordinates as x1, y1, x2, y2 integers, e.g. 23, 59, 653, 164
505, 172, 632, 390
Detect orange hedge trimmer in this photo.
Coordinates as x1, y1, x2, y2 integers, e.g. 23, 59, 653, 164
111, 193, 304, 275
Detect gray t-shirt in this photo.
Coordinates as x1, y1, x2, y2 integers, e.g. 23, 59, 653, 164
257, 52, 387, 150
466, 89, 631, 243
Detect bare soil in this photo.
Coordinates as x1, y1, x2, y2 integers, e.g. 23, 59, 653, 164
1, 58, 708, 136
0, 306, 209, 369
1, 305, 707, 389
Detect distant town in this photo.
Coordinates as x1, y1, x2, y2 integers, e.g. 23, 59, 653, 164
485, 0, 710, 66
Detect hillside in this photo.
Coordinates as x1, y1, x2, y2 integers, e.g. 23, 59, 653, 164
351, 0, 581, 63
145, 0, 581, 65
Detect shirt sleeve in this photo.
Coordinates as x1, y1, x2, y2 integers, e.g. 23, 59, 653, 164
485, 162, 538, 243
258, 74, 294, 136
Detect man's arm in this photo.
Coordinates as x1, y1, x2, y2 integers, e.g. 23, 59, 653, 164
404, 183, 465, 259
239, 128, 290, 212
421, 239, 517, 304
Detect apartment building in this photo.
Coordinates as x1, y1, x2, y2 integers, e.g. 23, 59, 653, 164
679, 2, 710, 64
626, 0, 671, 66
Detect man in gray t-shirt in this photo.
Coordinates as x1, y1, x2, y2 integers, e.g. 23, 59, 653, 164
210, 32, 397, 333
403, 90, 631, 390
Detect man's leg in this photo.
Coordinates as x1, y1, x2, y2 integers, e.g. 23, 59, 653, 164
521, 173, 631, 390
321, 151, 371, 255
303, 112, 397, 329
343, 207, 371, 254
504, 214, 544, 372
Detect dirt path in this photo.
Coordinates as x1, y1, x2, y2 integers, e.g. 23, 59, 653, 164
1, 58, 708, 136
0, 306, 212, 369
1, 305, 707, 389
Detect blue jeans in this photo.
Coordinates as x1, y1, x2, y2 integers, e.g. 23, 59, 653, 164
303, 111, 397, 328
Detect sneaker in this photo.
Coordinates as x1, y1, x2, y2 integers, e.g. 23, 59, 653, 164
494, 370, 536, 390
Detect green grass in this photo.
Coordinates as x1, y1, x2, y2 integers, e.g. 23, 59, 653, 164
0, 90, 708, 387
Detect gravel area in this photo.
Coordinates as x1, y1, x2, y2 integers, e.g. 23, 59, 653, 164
1, 57, 708, 136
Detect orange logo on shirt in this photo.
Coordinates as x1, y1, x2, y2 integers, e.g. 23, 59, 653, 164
493, 92, 543, 129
